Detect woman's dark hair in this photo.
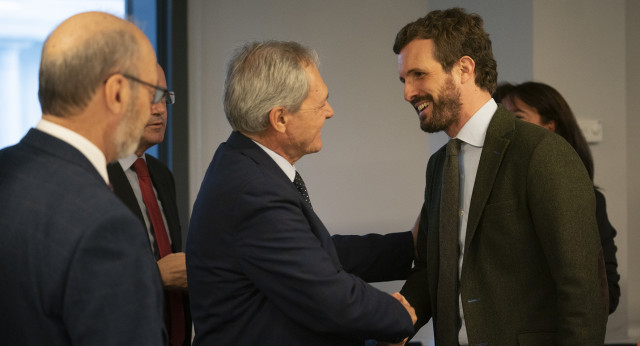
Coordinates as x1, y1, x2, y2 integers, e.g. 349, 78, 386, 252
494, 82, 594, 181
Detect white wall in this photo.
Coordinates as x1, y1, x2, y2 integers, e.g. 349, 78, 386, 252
188, 0, 638, 344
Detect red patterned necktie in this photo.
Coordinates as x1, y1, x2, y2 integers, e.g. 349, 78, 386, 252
133, 158, 185, 346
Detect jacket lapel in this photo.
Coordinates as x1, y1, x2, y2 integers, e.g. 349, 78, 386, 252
227, 131, 301, 197
464, 106, 514, 254
107, 162, 147, 226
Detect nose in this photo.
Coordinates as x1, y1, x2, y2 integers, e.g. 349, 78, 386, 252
325, 102, 335, 119
150, 99, 166, 117
404, 80, 418, 103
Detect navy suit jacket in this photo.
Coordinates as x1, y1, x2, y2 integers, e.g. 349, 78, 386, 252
107, 155, 192, 344
0, 129, 166, 345
187, 132, 414, 345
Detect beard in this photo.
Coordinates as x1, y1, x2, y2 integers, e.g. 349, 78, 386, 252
113, 87, 146, 159
418, 75, 462, 133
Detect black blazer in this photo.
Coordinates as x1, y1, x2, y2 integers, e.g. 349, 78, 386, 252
107, 155, 191, 345
187, 131, 415, 345
595, 188, 621, 313
0, 129, 166, 345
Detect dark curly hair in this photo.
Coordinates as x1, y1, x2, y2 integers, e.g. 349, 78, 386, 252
393, 7, 497, 94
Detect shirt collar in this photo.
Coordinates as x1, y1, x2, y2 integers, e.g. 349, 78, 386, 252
455, 98, 498, 147
119, 152, 144, 171
252, 140, 297, 182
36, 119, 110, 184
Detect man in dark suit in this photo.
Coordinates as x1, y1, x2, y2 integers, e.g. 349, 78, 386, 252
108, 64, 191, 346
0, 12, 166, 345
394, 8, 608, 345
187, 40, 417, 345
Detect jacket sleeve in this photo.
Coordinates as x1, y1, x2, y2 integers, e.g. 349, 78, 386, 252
332, 231, 414, 282
399, 149, 444, 333
234, 176, 414, 342
527, 134, 608, 343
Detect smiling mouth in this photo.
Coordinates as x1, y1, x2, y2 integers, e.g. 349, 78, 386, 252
416, 101, 431, 114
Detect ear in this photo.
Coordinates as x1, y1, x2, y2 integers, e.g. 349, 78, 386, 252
545, 120, 557, 133
268, 106, 287, 133
458, 56, 476, 84
103, 74, 129, 115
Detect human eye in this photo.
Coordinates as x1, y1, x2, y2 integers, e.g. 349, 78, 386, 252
413, 71, 427, 79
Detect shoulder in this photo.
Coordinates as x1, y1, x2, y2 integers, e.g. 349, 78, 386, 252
489, 109, 568, 161
194, 140, 295, 216
490, 107, 553, 148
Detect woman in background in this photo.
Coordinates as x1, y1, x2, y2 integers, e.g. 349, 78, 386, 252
495, 81, 621, 314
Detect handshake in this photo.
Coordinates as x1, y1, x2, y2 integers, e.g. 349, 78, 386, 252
376, 292, 417, 346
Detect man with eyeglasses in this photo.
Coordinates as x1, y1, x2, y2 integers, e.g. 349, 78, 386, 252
108, 64, 191, 346
0, 12, 167, 345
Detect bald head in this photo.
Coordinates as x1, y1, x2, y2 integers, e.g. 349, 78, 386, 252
38, 12, 156, 117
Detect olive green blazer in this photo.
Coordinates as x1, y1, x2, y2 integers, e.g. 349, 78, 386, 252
402, 105, 608, 345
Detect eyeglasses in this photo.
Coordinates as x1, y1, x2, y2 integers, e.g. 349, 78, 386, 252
121, 73, 174, 105
165, 91, 175, 105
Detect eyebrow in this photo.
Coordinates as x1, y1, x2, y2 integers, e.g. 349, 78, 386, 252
399, 68, 426, 83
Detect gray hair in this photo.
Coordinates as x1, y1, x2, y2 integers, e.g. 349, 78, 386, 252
38, 29, 139, 117
224, 40, 319, 133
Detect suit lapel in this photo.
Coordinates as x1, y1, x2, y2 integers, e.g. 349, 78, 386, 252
227, 132, 300, 196
107, 162, 146, 226
464, 106, 514, 254
226, 132, 338, 262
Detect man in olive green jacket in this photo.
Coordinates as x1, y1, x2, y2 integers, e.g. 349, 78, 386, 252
394, 8, 608, 345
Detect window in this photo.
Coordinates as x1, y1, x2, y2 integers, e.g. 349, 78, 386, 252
0, 0, 125, 149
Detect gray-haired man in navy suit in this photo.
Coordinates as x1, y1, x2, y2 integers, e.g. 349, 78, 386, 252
187, 40, 417, 346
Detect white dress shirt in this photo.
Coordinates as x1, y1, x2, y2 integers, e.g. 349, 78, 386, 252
252, 140, 297, 182
452, 98, 497, 345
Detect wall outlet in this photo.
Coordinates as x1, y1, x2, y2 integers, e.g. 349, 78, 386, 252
577, 119, 603, 144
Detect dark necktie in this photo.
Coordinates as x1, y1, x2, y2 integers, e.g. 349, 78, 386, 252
133, 158, 185, 346
436, 138, 462, 344
294, 171, 312, 208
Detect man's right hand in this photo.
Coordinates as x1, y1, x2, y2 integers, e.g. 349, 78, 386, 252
157, 252, 187, 290
392, 292, 417, 325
